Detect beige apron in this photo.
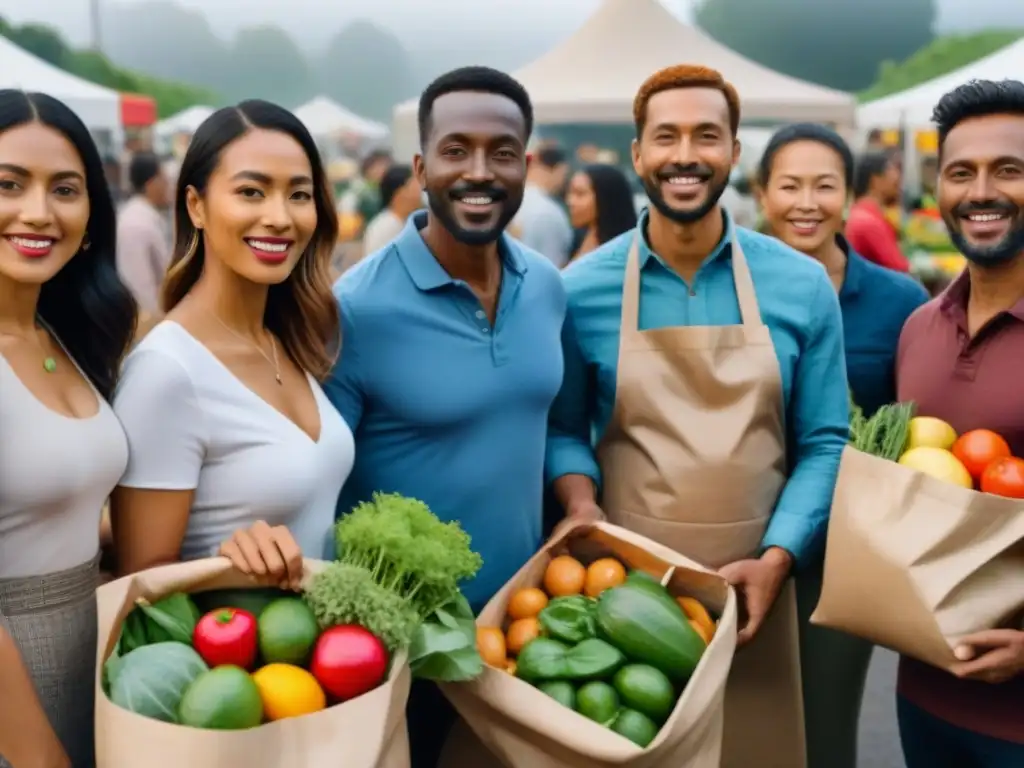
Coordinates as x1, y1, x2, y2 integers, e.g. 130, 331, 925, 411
597, 234, 806, 768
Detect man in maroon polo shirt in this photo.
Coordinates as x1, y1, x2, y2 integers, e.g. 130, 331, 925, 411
896, 79, 1024, 767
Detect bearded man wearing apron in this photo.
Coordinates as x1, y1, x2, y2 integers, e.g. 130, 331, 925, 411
545, 65, 850, 768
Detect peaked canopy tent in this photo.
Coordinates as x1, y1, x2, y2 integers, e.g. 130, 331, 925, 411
390, 0, 855, 158
858, 39, 1024, 128
293, 96, 390, 140
155, 105, 217, 137
0, 36, 122, 132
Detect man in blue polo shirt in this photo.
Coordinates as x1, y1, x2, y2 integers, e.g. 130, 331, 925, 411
324, 66, 565, 768
546, 64, 849, 768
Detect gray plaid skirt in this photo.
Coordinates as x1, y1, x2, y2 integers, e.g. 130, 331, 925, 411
0, 555, 99, 768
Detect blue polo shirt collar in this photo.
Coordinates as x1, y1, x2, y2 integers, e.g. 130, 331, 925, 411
395, 210, 528, 292
837, 234, 866, 300
637, 207, 735, 271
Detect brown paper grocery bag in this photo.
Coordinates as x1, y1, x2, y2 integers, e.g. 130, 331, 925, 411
438, 521, 737, 768
95, 558, 411, 768
812, 446, 1024, 670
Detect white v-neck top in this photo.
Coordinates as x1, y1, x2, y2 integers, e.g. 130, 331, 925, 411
114, 322, 354, 561
0, 345, 128, 577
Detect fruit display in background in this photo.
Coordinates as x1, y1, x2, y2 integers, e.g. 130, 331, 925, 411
952, 429, 1012, 480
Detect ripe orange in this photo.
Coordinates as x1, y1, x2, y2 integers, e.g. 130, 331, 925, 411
506, 617, 541, 655
543, 555, 586, 597
251, 663, 326, 721
584, 558, 627, 597
507, 587, 549, 620
689, 618, 713, 645
476, 627, 507, 667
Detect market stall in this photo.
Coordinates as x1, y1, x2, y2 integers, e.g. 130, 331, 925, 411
0, 35, 122, 135
390, 0, 857, 158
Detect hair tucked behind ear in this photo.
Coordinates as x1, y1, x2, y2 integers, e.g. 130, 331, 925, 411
162, 100, 340, 379
0, 90, 137, 401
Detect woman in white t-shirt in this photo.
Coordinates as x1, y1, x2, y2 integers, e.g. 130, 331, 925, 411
111, 101, 354, 585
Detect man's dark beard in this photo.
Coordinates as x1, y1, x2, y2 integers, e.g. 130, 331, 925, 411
425, 187, 519, 246
642, 169, 730, 225
944, 200, 1024, 267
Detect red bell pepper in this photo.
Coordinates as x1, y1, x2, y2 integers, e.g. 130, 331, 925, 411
193, 608, 258, 669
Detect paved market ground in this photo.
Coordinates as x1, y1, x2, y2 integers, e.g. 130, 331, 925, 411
858, 649, 903, 768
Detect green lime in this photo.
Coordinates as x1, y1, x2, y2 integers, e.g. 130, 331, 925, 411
177, 666, 263, 730
612, 663, 676, 724
537, 680, 577, 710
576, 680, 620, 725
257, 598, 319, 666
611, 707, 659, 747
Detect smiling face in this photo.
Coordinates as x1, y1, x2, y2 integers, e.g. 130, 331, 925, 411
632, 87, 739, 225
0, 122, 89, 286
760, 139, 848, 256
186, 128, 317, 285
939, 113, 1024, 266
415, 91, 528, 246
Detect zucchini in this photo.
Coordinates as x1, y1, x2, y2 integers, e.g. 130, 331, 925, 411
595, 583, 705, 682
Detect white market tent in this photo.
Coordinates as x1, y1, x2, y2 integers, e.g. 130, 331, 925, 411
0, 35, 121, 132
391, 0, 856, 157
293, 96, 389, 140
155, 105, 216, 137
858, 39, 1024, 128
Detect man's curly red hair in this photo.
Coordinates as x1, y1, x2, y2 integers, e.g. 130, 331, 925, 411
633, 65, 741, 137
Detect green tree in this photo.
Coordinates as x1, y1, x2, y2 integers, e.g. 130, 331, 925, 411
0, 16, 216, 118
695, 0, 937, 92
222, 26, 314, 106
860, 31, 1024, 101
9, 22, 71, 67
317, 20, 414, 121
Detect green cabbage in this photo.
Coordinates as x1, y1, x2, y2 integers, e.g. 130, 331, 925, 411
108, 642, 208, 723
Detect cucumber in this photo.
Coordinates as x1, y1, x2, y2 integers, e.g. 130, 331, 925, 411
595, 583, 704, 682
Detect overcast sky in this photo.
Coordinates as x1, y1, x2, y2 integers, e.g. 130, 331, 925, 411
0, 0, 691, 48
0, 0, 1009, 50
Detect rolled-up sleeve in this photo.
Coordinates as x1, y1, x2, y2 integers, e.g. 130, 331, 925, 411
545, 308, 601, 487
762, 276, 849, 567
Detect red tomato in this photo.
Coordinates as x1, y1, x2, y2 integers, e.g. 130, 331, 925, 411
311, 625, 388, 701
980, 457, 1024, 498
193, 608, 258, 669
951, 430, 1011, 479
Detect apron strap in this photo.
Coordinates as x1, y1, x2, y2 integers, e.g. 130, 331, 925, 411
730, 238, 764, 327
620, 226, 764, 338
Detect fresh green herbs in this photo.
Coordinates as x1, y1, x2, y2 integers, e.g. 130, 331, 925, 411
304, 563, 421, 651
303, 493, 485, 682
333, 493, 482, 620
850, 399, 916, 461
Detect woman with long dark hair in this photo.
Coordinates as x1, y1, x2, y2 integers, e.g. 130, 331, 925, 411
757, 123, 928, 768
111, 101, 353, 584
565, 163, 638, 262
0, 90, 137, 768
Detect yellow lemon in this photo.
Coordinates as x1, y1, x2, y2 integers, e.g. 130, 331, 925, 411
251, 663, 326, 721
898, 447, 973, 488
907, 417, 957, 451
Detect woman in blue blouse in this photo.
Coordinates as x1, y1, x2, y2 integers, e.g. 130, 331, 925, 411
757, 124, 928, 768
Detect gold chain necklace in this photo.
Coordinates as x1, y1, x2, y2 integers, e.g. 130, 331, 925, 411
210, 313, 282, 385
